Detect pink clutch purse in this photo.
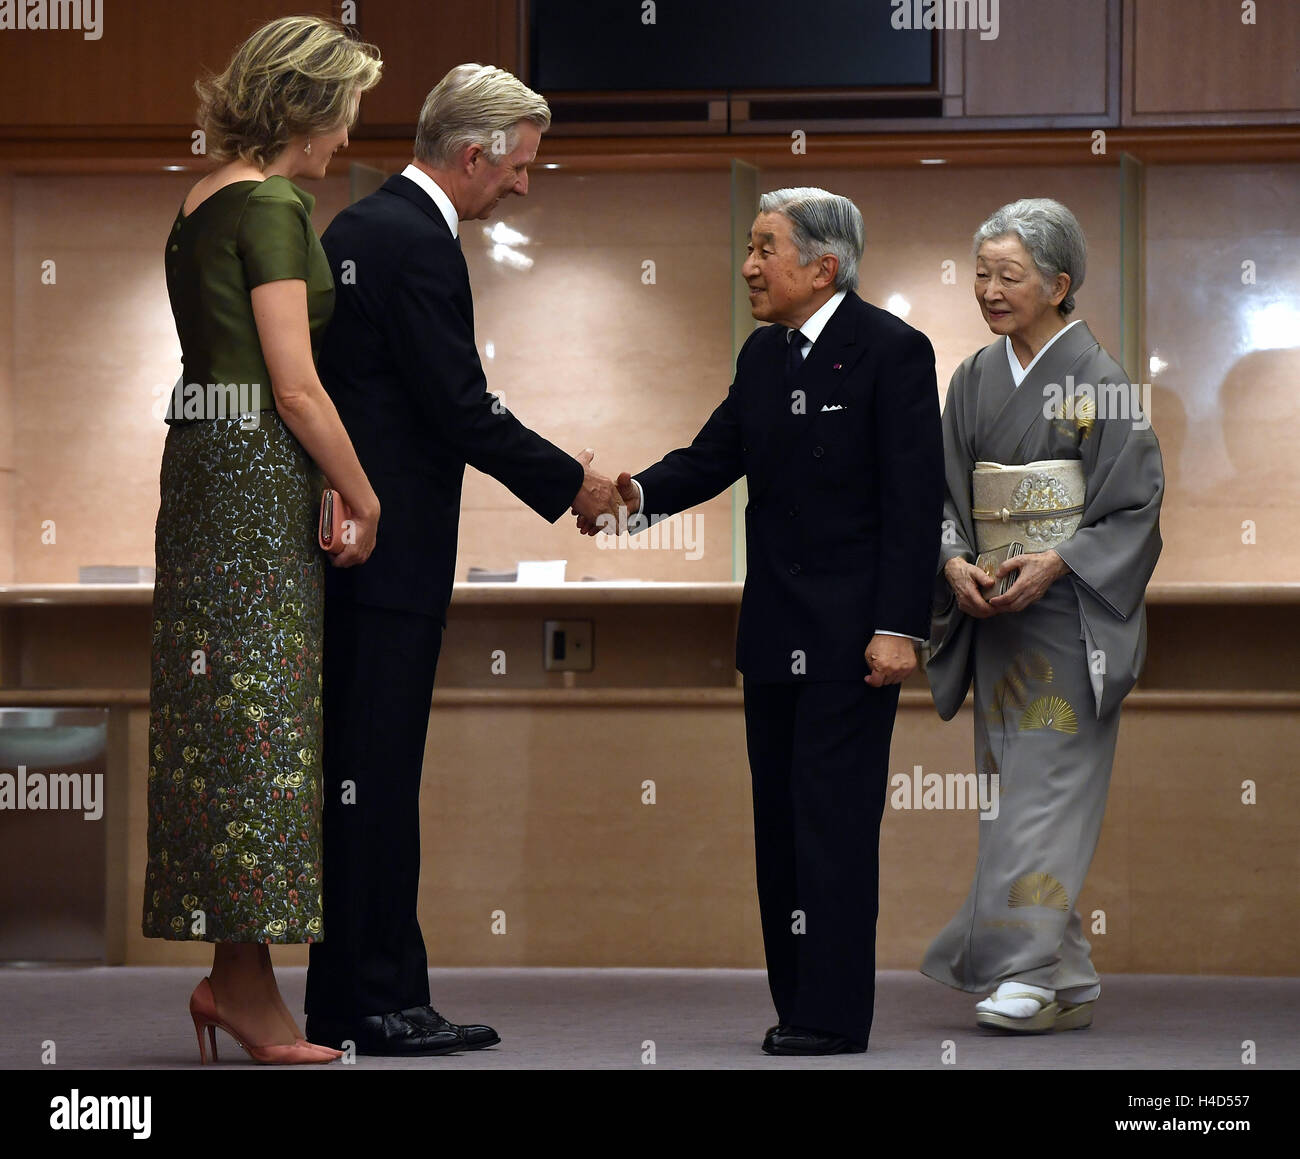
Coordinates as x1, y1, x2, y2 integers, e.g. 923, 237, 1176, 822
318, 488, 351, 554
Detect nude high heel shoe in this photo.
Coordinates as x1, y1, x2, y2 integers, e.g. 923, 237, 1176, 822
189, 977, 343, 1064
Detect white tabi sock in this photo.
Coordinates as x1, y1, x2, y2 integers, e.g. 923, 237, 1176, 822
975, 981, 1056, 1019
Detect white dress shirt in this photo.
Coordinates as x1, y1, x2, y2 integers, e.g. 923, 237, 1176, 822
400, 163, 459, 238
1006, 318, 1082, 386
787, 289, 847, 356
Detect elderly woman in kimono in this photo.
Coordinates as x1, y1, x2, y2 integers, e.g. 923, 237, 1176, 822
921, 198, 1163, 1032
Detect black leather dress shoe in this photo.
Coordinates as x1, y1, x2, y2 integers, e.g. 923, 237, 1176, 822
402, 1005, 500, 1050
762, 1025, 867, 1055
305, 1011, 464, 1056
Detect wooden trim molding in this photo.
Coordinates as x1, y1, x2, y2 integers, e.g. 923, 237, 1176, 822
4, 580, 1300, 608
4, 687, 1299, 711
2, 126, 1298, 175
3, 581, 1300, 608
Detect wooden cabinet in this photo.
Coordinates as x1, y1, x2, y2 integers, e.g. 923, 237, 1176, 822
0, 1, 295, 131
1, 1, 1298, 146
352, 0, 520, 132
0, 0, 521, 137
949, 0, 1117, 126
1124, 0, 1300, 125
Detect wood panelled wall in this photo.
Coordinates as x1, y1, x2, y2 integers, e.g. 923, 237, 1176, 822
0, 0, 1296, 143
0, 0, 517, 135
355, 0, 519, 131
0, 174, 12, 583
1, 1, 321, 130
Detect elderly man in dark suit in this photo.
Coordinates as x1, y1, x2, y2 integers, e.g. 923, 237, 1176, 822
305, 64, 621, 1056
584, 188, 944, 1053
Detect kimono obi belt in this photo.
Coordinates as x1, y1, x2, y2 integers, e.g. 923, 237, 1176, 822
970, 459, 1085, 553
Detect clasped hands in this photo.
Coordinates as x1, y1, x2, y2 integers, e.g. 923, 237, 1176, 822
944, 549, 1070, 618
570, 449, 640, 535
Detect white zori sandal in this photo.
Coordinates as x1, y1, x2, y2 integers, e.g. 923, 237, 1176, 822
1054, 982, 1100, 1031
975, 982, 1058, 1032
976, 981, 1100, 1032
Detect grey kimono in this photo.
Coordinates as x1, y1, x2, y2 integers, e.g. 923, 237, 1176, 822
922, 321, 1164, 994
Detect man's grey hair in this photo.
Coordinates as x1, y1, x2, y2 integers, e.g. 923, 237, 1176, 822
414, 63, 551, 167
972, 197, 1087, 317
758, 187, 865, 292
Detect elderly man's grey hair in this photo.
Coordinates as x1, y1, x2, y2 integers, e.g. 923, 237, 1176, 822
973, 198, 1087, 317
414, 63, 551, 167
758, 187, 865, 293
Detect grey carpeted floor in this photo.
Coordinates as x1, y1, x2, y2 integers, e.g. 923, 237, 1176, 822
1, 967, 1296, 1069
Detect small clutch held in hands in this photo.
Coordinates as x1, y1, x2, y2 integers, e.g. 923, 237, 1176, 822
319, 488, 351, 555
975, 541, 1024, 598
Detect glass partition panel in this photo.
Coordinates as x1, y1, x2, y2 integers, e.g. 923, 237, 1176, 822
1143, 163, 1300, 583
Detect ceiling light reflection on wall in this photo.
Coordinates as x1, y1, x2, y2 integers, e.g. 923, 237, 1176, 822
485, 222, 529, 246
1245, 301, 1300, 351
885, 293, 911, 318
490, 244, 533, 271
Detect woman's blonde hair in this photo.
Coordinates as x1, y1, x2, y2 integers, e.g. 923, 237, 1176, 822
197, 15, 382, 169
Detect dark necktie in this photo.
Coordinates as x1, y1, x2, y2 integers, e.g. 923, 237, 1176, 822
784, 329, 807, 389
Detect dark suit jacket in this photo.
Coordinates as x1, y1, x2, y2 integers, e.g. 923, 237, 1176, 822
316, 174, 583, 621
635, 292, 944, 682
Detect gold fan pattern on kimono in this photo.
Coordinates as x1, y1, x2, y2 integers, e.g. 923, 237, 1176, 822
1019, 695, 1079, 735
1008, 871, 1072, 912
985, 649, 1054, 722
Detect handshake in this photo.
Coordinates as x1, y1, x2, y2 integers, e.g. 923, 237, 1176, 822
570, 448, 642, 536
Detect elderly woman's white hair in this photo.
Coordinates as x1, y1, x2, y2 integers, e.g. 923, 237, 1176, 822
973, 198, 1087, 316
758, 187, 866, 293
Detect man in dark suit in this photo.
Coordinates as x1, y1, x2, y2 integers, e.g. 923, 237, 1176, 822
304, 64, 622, 1056
584, 188, 944, 1053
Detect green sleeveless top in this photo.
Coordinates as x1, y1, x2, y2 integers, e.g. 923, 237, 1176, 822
163, 175, 334, 423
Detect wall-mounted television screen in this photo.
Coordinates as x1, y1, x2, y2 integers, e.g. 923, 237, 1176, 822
529, 0, 936, 92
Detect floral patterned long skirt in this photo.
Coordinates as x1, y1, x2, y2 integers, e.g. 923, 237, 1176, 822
143, 411, 325, 943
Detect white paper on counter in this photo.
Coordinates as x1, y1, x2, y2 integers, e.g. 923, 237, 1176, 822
515, 560, 567, 585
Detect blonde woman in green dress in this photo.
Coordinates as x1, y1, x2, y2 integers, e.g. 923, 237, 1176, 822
144, 16, 382, 1064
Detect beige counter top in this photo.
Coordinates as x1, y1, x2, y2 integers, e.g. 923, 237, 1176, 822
0, 581, 742, 607
2, 580, 1300, 607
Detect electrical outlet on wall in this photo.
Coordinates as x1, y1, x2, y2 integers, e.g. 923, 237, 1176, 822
543, 620, 594, 672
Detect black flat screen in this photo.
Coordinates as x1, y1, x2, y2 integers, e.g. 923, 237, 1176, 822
530, 0, 935, 92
